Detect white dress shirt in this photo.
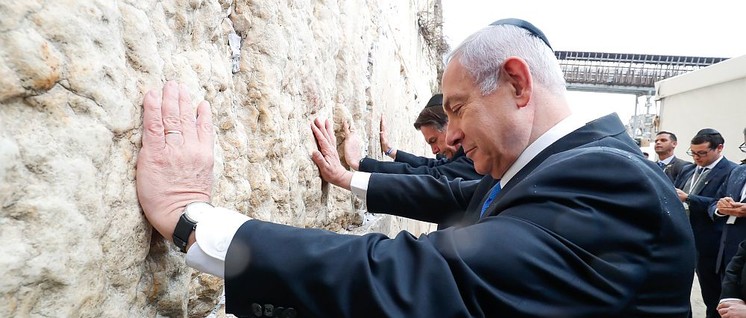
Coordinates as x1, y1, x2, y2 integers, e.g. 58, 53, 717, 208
658, 155, 674, 166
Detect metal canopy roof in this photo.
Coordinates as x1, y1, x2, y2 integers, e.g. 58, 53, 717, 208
555, 51, 729, 95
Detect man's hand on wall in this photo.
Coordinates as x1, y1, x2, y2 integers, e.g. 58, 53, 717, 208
136, 81, 214, 243
311, 118, 353, 190
379, 115, 396, 158
342, 121, 363, 170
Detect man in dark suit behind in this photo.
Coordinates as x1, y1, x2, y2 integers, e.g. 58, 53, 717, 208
712, 164, 746, 275
674, 129, 738, 318
136, 19, 696, 317
715, 127, 746, 317
655, 130, 692, 183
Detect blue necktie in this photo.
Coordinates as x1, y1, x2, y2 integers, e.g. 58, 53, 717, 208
657, 161, 666, 169
480, 181, 502, 218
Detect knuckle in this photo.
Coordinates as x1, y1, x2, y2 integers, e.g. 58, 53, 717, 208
146, 120, 164, 135
198, 121, 213, 133
181, 113, 196, 124
163, 116, 180, 127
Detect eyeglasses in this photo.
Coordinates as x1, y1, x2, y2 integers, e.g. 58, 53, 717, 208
686, 148, 714, 157
740, 142, 746, 153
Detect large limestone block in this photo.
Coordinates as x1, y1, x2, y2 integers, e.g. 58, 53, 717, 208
1, 0, 442, 316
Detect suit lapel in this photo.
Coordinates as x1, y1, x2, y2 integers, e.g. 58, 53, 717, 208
731, 166, 746, 200
483, 114, 629, 218
698, 159, 730, 194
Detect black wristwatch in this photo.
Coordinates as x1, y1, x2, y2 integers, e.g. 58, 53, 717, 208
172, 202, 213, 253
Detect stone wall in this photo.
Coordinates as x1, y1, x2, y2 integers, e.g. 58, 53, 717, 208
0, 0, 443, 316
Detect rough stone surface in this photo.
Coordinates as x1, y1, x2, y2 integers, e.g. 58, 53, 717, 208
0, 0, 442, 316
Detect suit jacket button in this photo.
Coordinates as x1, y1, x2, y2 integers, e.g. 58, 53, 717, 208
251, 303, 262, 317
264, 304, 274, 317
281, 308, 297, 318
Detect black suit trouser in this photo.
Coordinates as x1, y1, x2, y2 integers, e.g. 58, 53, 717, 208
696, 256, 721, 318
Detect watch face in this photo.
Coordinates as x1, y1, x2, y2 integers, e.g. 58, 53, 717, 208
185, 202, 212, 223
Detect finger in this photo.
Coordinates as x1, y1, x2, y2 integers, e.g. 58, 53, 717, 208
161, 81, 181, 133
325, 118, 336, 145
311, 121, 331, 155
196, 100, 214, 147
314, 118, 329, 142
142, 90, 165, 150
179, 83, 198, 141
311, 150, 328, 168
342, 120, 351, 135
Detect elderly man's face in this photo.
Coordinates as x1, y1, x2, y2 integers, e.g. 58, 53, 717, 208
441, 58, 531, 179
419, 124, 458, 159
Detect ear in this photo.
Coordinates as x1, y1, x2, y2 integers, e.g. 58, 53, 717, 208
501, 57, 532, 108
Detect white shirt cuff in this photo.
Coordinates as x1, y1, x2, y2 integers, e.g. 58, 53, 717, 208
185, 207, 250, 278
350, 171, 371, 200
715, 209, 727, 217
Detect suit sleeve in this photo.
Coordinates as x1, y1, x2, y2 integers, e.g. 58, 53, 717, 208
225, 215, 647, 317
721, 241, 746, 299
223, 150, 693, 317
688, 194, 719, 220
707, 177, 732, 217
393, 150, 448, 167
360, 155, 480, 180
362, 174, 480, 224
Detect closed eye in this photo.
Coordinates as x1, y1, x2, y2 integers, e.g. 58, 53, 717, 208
451, 104, 463, 116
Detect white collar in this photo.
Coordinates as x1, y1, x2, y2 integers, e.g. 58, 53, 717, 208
659, 156, 675, 165
500, 114, 587, 188
700, 155, 724, 170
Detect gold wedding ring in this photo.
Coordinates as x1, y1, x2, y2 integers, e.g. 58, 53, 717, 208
165, 130, 182, 135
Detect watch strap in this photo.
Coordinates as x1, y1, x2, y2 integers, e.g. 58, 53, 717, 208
173, 211, 197, 253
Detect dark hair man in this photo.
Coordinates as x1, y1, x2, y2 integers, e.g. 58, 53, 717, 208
674, 128, 738, 318
655, 130, 691, 182
343, 94, 481, 180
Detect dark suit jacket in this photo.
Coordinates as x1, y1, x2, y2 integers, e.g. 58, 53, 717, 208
710, 165, 746, 271
721, 240, 746, 299
662, 156, 691, 183
360, 147, 483, 229
674, 157, 738, 259
224, 114, 695, 317
358, 147, 482, 180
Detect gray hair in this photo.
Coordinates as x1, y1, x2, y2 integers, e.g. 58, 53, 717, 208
446, 24, 566, 95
